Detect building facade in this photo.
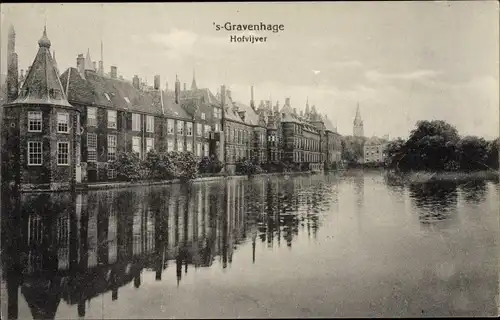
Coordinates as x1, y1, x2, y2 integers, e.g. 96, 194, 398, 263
1, 26, 344, 188
363, 137, 388, 164
1, 27, 82, 191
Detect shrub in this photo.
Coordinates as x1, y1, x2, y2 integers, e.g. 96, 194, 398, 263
169, 151, 198, 181
143, 150, 176, 180
236, 159, 263, 176
114, 152, 143, 182
198, 156, 224, 174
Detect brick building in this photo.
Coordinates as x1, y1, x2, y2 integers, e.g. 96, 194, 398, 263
1, 26, 344, 189
1, 27, 82, 191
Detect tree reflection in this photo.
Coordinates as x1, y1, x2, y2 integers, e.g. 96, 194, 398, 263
409, 181, 458, 224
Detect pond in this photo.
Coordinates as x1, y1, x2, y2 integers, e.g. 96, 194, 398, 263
1, 170, 498, 318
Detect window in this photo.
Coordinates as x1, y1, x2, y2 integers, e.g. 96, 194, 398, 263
132, 137, 141, 158
201, 113, 206, 120
204, 143, 209, 157
57, 113, 70, 133
214, 123, 220, 132
204, 125, 210, 138
104, 93, 111, 101
186, 122, 193, 136
146, 116, 154, 133
197, 123, 202, 136
177, 139, 184, 152
146, 138, 154, 152
167, 140, 174, 151
186, 141, 192, 152
132, 113, 141, 131
57, 142, 69, 165
167, 119, 174, 134
28, 111, 42, 132
87, 133, 97, 162
107, 135, 117, 162
27, 141, 42, 165
214, 107, 221, 119
124, 97, 130, 104
87, 107, 97, 127
196, 143, 202, 156
107, 110, 117, 129
177, 120, 184, 135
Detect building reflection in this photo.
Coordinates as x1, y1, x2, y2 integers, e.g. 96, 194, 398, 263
1, 176, 329, 319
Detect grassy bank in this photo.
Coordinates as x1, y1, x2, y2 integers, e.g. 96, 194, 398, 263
386, 170, 499, 185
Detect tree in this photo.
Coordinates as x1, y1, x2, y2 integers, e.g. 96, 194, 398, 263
402, 120, 460, 171
384, 138, 406, 169
486, 138, 499, 170
456, 136, 489, 171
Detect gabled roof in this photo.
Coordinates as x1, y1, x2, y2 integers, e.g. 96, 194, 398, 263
181, 88, 218, 105
233, 101, 259, 126
323, 116, 337, 133
10, 27, 72, 108
60, 67, 190, 119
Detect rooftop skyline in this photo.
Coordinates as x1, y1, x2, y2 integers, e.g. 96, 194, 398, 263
1, 2, 498, 139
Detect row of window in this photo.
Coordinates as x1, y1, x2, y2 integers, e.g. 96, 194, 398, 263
27, 141, 69, 166
294, 137, 320, 151
293, 151, 322, 163
87, 133, 209, 162
28, 111, 72, 133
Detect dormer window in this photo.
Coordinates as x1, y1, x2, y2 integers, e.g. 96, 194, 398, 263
49, 88, 61, 100
104, 93, 111, 101
124, 97, 130, 104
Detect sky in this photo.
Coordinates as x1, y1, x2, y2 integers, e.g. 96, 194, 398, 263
1, 2, 498, 139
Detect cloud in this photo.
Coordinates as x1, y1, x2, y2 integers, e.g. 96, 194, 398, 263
366, 69, 441, 83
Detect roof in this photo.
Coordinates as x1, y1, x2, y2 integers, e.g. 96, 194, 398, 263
181, 88, 218, 105
10, 27, 72, 108
233, 101, 259, 126
364, 136, 388, 146
60, 68, 190, 119
323, 116, 337, 132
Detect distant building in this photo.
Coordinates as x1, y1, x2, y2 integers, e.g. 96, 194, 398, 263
353, 103, 364, 137
363, 136, 388, 164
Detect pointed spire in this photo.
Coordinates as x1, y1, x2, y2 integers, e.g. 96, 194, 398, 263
191, 69, 197, 90
85, 49, 93, 71
12, 26, 71, 108
38, 25, 51, 48
53, 50, 59, 76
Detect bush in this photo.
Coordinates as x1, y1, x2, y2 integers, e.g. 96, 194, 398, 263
198, 156, 224, 174
143, 150, 176, 180
236, 159, 263, 176
114, 152, 143, 182
169, 151, 198, 181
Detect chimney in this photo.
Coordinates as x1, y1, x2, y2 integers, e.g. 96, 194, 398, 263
183, 83, 186, 91
300, 110, 304, 117
133, 75, 140, 89
93, 61, 97, 71
174, 75, 181, 104
98, 61, 104, 76
221, 85, 226, 107
19, 69, 24, 80
154, 75, 160, 90
226, 88, 232, 100
76, 54, 85, 75
26, 66, 31, 75
110, 66, 117, 79
285, 97, 291, 106
293, 108, 297, 114
250, 86, 254, 108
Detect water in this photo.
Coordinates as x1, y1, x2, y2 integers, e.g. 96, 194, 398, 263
1, 170, 498, 318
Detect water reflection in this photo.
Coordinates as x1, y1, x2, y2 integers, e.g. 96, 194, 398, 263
459, 180, 488, 204
1, 176, 329, 320
409, 181, 458, 225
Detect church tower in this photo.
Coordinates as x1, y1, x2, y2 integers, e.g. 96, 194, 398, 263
191, 69, 197, 90
353, 103, 364, 137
